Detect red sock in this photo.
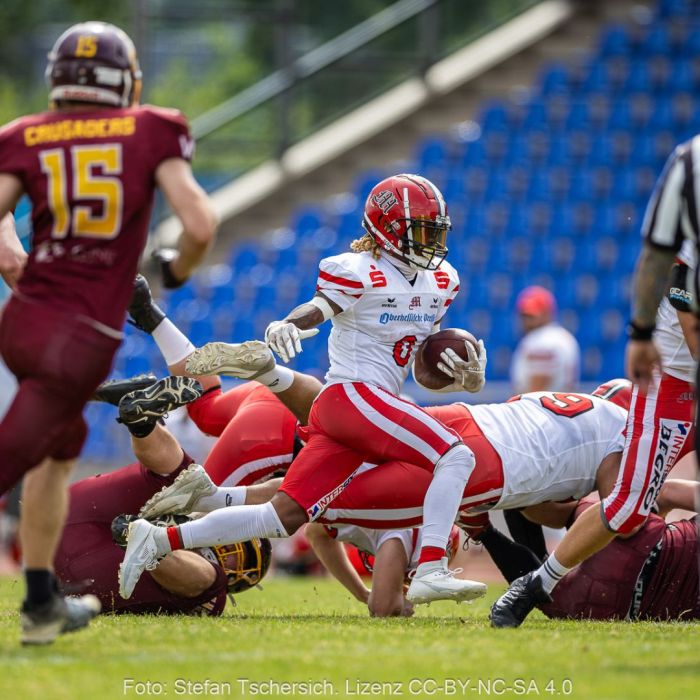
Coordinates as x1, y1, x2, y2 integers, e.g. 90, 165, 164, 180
418, 546, 445, 565
166, 526, 184, 551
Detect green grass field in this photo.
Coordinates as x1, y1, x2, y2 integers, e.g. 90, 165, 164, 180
0, 575, 698, 700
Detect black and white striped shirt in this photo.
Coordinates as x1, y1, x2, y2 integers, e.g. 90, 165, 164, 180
643, 138, 700, 305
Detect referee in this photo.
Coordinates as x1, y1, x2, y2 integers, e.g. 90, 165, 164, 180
626, 140, 700, 455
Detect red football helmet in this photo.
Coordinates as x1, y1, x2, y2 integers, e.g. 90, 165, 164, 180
46, 21, 142, 108
362, 174, 451, 270
591, 378, 633, 411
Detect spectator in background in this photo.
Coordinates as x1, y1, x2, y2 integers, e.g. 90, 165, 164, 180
510, 286, 580, 394
507, 285, 581, 561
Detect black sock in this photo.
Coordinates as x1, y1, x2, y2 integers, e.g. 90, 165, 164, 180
119, 417, 157, 438
24, 569, 55, 607
503, 509, 548, 561
479, 527, 542, 584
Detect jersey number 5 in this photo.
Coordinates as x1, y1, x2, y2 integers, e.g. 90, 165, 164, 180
40, 144, 123, 239
539, 393, 594, 418
393, 335, 417, 367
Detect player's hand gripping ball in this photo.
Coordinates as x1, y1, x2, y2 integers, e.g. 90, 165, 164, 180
414, 329, 487, 392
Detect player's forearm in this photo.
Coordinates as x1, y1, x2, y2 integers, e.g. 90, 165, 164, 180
656, 478, 699, 516
306, 527, 369, 602
244, 478, 283, 505
170, 227, 215, 282
631, 246, 677, 328
283, 302, 327, 331
0, 212, 27, 289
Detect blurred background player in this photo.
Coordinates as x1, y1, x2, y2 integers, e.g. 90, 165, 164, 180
121, 173, 489, 605
0, 21, 216, 644
507, 284, 581, 561
511, 285, 581, 394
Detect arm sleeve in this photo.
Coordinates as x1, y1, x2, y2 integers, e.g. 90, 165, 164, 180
642, 145, 689, 253
667, 262, 694, 312
315, 257, 365, 311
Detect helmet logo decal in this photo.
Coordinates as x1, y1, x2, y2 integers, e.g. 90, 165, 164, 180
372, 190, 398, 215
75, 35, 98, 58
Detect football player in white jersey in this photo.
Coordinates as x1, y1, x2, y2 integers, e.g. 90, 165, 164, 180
306, 522, 463, 618
119, 174, 488, 603
491, 245, 697, 628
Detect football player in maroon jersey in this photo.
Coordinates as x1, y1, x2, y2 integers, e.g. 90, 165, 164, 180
480, 485, 699, 621
0, 21, 217, 644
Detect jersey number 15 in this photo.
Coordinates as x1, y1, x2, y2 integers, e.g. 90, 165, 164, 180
40, 144, 123, 240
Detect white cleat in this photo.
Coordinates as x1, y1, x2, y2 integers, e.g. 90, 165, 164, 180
118, 519, 164, 599
139, 464, 216, 519
406, 557, 487, 605
185, 341, 274, 379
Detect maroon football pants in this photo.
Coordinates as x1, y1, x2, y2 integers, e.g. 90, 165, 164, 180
0, 295, 120, 495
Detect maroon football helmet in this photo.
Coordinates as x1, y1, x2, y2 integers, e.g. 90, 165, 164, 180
46, 21, 142, 108
592, 378, 633, 411
362, 174, 451, 270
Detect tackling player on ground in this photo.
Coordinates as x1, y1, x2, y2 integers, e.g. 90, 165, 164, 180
0, 22, 216, 643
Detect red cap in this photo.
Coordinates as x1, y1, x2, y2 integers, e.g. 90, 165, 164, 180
516, 285, 556, 316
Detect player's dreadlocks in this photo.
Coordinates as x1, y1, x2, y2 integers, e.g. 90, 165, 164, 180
350, 232, 381, 259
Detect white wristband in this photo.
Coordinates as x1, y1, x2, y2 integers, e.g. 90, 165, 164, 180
309, 295, 335, 321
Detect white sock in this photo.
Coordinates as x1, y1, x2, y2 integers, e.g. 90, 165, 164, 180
421, 443, 475, 552
178, 502, 288, 549
194, 486, 246, 512
152, 319, 196, 366
255, 365, 294, 393
535, 554, 572, 594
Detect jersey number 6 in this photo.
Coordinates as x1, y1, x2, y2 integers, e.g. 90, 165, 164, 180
393, 335, 417, 367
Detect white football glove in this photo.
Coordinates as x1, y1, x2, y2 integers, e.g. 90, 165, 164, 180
436, 339, 487, 393
264, 321, 319, 363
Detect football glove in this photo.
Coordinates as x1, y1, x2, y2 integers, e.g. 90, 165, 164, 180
436, 339, 487, 393
153, 248, 186, 289
264, 321, 319, 363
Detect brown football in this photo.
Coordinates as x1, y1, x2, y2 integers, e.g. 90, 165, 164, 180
414, 328, 478, 390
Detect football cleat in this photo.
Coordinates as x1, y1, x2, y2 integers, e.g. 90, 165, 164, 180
118, 376, 203, 426
185, 341, 275, 379
138, 464, 217, 519
93, 373, 158, 405
119, 519, 167, 599
128, 275, 166, 334
21, 593, 101, 646
489, 572, 552, 628
112, 513, 193, 548
406, 557, 487, 604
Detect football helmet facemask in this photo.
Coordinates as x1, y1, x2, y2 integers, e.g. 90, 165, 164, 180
208, 537, 272, 595
46, 21, 142, 108
591, 378, 633, 411
363, 174, 451, 271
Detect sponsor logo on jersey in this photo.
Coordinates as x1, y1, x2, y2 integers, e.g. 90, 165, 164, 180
381, 298, 397, 308
379, 312, 436, 325
307, 473, 357, 521
409, 296, 422, 310
179, 134, 195, 159
642, 419, 692, 511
